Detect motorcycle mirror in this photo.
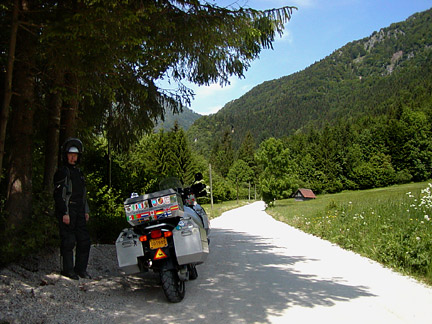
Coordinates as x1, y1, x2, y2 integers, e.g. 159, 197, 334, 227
194, 172, 203, 182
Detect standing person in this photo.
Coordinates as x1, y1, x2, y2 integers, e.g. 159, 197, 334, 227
53, 138, 91, 280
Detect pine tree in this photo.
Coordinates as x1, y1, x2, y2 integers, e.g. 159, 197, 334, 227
238, 131, 257, 180
169, 121, 195, 185
210, 130, 234, 177
153, 130, 171, 179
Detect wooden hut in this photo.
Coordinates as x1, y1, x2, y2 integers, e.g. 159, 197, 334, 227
293, 188, 316, 201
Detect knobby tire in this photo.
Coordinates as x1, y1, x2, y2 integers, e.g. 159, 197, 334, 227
160, 269, 185, 303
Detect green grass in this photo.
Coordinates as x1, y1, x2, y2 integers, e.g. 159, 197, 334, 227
201, 199, 251, 220
266, 181, 432, 284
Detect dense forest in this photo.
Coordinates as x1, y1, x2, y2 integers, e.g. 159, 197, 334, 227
0, 0, 294, 264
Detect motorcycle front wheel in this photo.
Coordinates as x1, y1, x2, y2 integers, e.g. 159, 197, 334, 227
188, 264, 198, 280
160, 269, 185, 303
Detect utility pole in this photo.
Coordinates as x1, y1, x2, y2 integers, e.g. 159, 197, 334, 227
209, 163, 213, 210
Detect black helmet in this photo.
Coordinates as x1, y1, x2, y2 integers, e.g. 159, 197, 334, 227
61, 138, 83, 164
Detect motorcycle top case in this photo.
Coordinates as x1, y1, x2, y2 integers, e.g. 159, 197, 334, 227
116, 228, 144, 275
173, 217, 209, 265
124, 189, 184, 226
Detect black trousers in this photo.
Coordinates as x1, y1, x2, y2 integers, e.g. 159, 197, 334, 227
58, 206, 91, 273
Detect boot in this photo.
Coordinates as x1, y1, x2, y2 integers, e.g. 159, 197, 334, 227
61, 251, 79, 280
74, 244, 91, 279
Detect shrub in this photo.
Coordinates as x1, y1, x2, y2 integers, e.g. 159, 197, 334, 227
86, 172, 129, 244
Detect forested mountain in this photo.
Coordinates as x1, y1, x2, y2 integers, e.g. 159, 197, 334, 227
187, 8, 432, 154
155, 106, 201, 131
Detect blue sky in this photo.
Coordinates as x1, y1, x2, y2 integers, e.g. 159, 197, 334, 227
179, 0, 432, 115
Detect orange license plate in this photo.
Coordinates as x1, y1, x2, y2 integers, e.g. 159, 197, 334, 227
149, 237, 168, 250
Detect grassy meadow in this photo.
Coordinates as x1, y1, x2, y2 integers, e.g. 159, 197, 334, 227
202, 200, 250, 220
266, 181, 432, 284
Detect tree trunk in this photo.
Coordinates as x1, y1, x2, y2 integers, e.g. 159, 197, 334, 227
0, 0, 19, 182
43, 68, 64, 193
60, 72, 79, 145
5, 3, 37, 227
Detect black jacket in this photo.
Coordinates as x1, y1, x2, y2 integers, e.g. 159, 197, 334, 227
53, 165, 90, 215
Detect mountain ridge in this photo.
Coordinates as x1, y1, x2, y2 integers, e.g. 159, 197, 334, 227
155, 106, 201, 131
187, 8, 432, 155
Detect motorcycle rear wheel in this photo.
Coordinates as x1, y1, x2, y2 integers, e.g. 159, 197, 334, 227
160, 269, 185, 303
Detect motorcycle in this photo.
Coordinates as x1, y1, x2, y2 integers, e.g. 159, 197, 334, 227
115, 173, 210, 302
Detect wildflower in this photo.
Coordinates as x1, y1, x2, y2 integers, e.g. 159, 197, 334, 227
419, 183, 432, 210
425, 215, 430, 221
416, 237, 421, 241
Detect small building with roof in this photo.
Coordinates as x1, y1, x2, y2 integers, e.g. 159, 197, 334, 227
293, 188, 316, 201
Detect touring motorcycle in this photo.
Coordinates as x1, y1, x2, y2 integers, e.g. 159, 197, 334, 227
116, 173, 210, 302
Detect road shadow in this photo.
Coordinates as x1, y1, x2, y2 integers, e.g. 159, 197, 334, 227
108, 227, 375, 323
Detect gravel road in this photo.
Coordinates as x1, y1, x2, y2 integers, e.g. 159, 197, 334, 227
2, 201, 432, 323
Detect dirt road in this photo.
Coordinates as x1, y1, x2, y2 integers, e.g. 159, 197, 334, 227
115, 201, 432, 323
3, 201, 432, 323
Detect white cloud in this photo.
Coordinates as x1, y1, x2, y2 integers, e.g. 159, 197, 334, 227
276, 28, 293, 43
188, 78, 239, 114
193, 77, 238, 97
193, 83, 223, 97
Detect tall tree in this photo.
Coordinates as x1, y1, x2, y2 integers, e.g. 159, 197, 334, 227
211, 130, 235, 177
42, 67, 64, 193
0, 0, 19, 180
237, 130, 257, 177
2, 0, 295, 230
255, 137, 298, 203
153, 130, 171, 180
168, 121, 195, 185
227, 159, 253, 203
5, 0, 38, 228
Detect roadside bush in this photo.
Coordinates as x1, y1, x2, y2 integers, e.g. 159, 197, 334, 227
86, 172, 128, 244
395, 169, 413, 184
0, 191, 58, 267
